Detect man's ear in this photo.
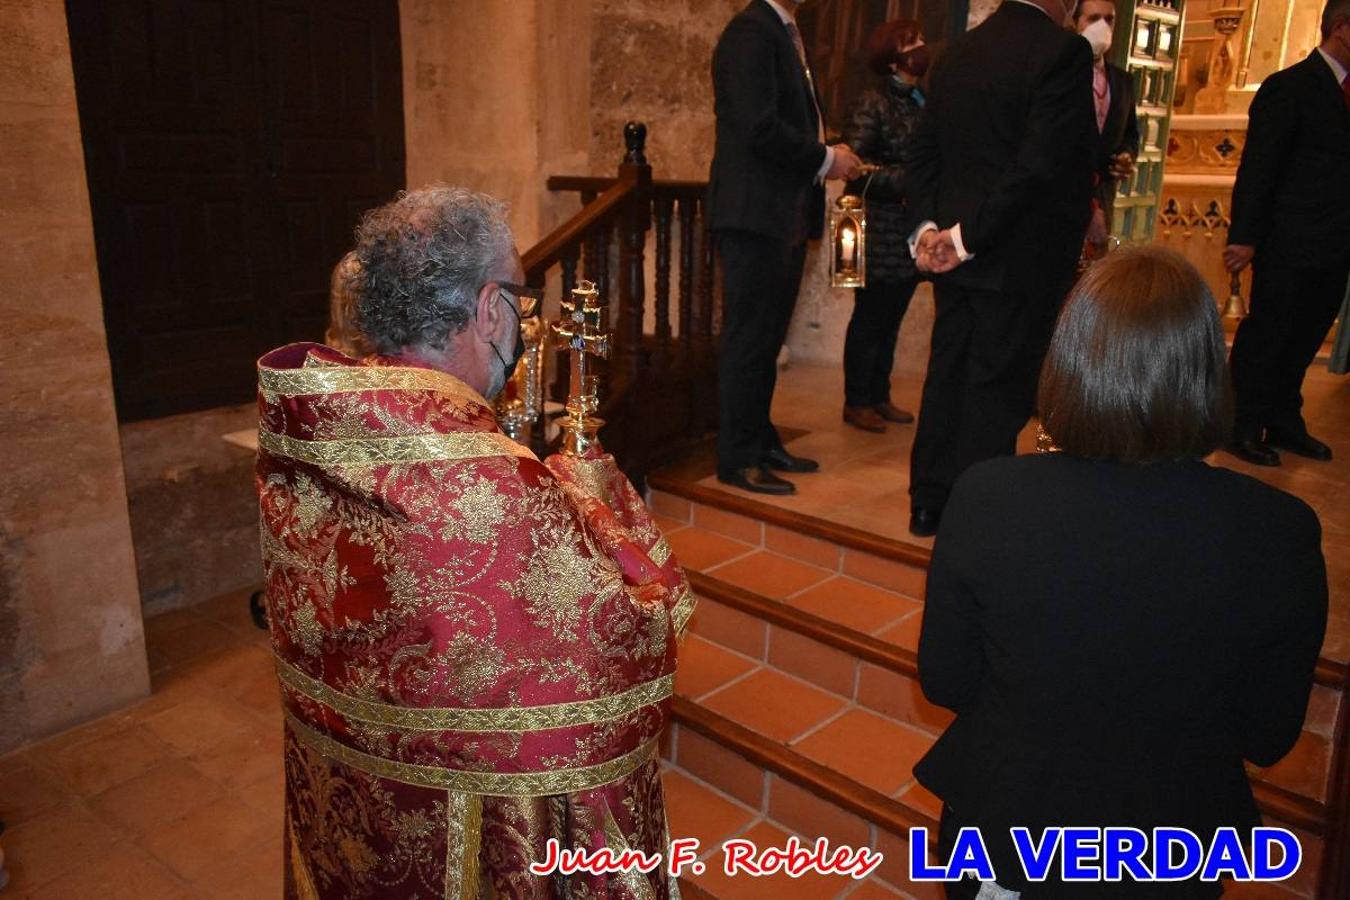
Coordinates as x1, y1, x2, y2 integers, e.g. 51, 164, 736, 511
469, 282, 501, 341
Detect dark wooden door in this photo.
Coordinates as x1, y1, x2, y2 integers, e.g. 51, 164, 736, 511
66, 0, 404, 420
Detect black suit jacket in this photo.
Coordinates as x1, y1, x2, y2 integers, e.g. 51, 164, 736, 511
708, 0, 827, 243
917, 454, 1327, 894
905, 2, 1096, 293
1095, 63, 1139, 220
1229, 52, 1350, 270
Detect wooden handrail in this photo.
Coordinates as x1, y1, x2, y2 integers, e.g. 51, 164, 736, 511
522, 175, 634, 283
547, 174, 707, 199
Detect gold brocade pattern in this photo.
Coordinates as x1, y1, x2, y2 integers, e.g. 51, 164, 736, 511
443, 791, 482, 900
277, 656, 673, 733
289, 817, 322, 900
258, 428, 537, 468
260, 362, 485, 404
647, 537, 671, 568
671, 586, 696, 636
602, 803, 659, 900
286, 710, 659, 796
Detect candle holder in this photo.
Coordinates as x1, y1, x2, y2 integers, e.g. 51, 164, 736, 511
829, 194, 867, 289
496, 288, 545, 447
550, 280, 610, 458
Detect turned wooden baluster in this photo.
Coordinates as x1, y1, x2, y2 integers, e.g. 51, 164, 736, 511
616, 121, 651, 381
678, 197, 695, 359
654, 195, 674, 355
697, 197, 716, 350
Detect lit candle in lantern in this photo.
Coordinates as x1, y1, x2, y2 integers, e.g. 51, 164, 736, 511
840, 225, 856, 270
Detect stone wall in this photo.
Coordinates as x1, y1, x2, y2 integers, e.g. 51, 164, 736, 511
588, 0, 740, 179
119, 405, 260, 617
0, 0, 149, 752
400, 0, 592, 247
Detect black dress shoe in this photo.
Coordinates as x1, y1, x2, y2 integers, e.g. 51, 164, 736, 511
909, 507, 942, 537
1266, 429, 1332, 461
718, 466, 796, 495
762, 446, 819, 473
1225, 438, 1280, 467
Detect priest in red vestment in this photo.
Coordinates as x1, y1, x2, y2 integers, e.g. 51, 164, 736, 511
256, 186, 693, 899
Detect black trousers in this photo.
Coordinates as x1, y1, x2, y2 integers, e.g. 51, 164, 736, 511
910, 281, 1061, 510
1229, 258, 1350, 438
716, 230, 808, 475
844, 277, 919, 407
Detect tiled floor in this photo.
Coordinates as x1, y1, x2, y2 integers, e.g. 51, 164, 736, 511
0, 584, 921, 899
681, 362, 1350, 665
0, 589, 282, 899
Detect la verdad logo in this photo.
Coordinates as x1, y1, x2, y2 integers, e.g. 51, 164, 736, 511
909, 826, 1302, 883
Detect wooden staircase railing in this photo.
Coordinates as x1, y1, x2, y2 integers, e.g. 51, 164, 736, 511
521, 122, 718, 488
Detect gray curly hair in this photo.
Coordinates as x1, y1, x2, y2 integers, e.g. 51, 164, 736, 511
350, 186, 515, 354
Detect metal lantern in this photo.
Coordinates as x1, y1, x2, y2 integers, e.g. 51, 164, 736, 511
829, 194, 866, 289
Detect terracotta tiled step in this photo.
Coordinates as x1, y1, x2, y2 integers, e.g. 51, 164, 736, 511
654, 492, 1340, 872
649, 483, 930, 595
661, 756, 939, 899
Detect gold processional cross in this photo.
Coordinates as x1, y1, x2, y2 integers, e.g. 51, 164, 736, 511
551, 280, 610, 458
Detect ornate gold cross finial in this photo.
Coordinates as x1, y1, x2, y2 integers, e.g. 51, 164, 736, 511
551, 280, 610, 457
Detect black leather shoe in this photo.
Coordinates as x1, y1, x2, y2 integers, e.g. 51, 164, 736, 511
1225, 438, 1280, 467
1266, 430, 1332, 461
909, 507, 942, 537
718, 466, 796, 495
761, 446, 819, 473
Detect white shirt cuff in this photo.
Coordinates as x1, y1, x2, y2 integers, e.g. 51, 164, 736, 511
817, 145, 834, 180
950, 223, 974, 261
908, 221, 937, 259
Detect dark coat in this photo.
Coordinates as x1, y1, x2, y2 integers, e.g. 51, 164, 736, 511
707, 0, 827, 244
917, 453, 1327, 896
841, 77, 923, 283
1094, 62, 1139, 223
1229, 52, 1350, 270
904, 2, 1096, 294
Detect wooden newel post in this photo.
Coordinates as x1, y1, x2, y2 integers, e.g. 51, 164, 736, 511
616, 122, 651, 382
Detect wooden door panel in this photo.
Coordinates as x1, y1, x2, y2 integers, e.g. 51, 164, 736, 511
259, 0, 404, 352
66, 0, 403, 420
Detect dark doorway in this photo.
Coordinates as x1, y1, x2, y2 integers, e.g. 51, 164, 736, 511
66, 0, 405, 420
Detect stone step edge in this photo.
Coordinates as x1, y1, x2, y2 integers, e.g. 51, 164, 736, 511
688, 569, 917, 678
670, 694, 938, 841
648, 470, 932, 570
655, 471, 1350, 691
685, 571, 1330, 839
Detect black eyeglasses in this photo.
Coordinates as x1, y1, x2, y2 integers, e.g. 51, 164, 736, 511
495, 282, 541, 319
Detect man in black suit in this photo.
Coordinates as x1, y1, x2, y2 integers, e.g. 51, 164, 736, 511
1224, 0, 1350, 467
1074, 0, 1140, 248
708, 0, 862, 496
904, 0, 1096, 536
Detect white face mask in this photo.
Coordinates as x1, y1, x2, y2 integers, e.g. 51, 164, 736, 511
1081, 19, 1113, 58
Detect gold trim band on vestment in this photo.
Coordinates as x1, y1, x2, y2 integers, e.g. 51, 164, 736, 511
284, 710, 657, 796
276, 657, 672, 733
671, 585, 696, 635
648, 536, 671, 568
260, 360, 487, 407
258, 428, 538, 467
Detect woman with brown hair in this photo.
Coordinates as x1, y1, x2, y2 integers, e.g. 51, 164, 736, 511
838, 18, 928, 433
916, 247, 1327, 898
324, 250, 371, 358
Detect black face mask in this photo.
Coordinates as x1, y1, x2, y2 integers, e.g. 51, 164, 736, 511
491, 292, 526, 384
899, 45, 930, 78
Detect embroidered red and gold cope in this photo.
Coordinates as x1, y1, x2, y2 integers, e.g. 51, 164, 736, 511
255, 343, 693, 899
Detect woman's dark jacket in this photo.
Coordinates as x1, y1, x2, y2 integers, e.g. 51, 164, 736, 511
841, 77, 924, 284
917, 453, 1327, 897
